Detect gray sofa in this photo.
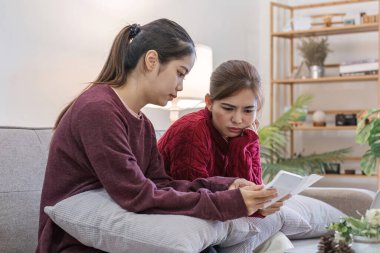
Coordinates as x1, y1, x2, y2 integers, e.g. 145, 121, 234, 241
0, 127, 376, 252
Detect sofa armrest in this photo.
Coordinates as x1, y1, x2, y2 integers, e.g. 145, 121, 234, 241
300, 187, 376, 218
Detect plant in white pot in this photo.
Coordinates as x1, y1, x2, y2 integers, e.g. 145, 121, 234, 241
328, 209, 380, 252
297, 37, 331, 79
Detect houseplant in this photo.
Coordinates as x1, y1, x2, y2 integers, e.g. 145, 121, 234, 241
258, 94, 350, 181
328, 209, 380, 252
297, 37, 331, 78
356, 108, 380, 176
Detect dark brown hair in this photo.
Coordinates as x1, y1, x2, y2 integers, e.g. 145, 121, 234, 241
54, 18, 195, 128
209, 60, 263, 111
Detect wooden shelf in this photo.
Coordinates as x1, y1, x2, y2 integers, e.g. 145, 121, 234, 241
322, 174, 377, 178
272, 74, 378, 84
292, 125, 356, 131
272, 23, 378, 38
343, 156, 362, 161
307, 109, 364, 114
270, 0, 380, 189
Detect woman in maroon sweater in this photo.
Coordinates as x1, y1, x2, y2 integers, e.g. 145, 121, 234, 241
158, 60, 285, 217
37, 20, 277, 252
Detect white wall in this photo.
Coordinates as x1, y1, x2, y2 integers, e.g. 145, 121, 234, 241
0, 0, 271, 128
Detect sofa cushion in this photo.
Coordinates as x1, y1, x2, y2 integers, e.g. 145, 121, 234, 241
301, 187, 375, 218
0, 127, 52, 252
284, 195, 346, 239
45, 188, 232, 253
0, 127, 51, 192
0, 191, 41, 252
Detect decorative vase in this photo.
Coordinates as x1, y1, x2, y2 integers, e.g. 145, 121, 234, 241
310, 65, 324, 79
351, 235, 380, 253
312, 110, 326, 126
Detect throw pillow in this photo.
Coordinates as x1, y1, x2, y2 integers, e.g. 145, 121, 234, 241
279, 206, 312, 236
45, 188, 230, 253
220, 217, 261, 247
284, 195, 346, 239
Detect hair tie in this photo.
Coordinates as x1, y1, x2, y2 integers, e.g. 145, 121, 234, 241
129, 24, 141, 39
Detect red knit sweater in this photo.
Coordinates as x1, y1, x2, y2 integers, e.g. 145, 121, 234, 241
158, 108, 262, 185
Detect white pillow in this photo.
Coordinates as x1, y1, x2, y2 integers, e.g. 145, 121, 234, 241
45, 188, 230, 253
284, 195, 346, 239
220, 204, 311, 249
221, 217, 261, 247
253, 232, 294, 253
279, 206, 312, 236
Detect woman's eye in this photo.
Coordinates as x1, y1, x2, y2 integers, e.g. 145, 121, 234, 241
245, 109, 254, 113
177, 71, 185, 78
222, 107, 233, 111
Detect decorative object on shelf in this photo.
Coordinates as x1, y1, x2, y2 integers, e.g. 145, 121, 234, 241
283, 17, 312, 32
343, 18, 355, 25
344, 169, 356, 175
311, 13, 346, 28
145, 44, 212, 123
356, 108, 380, 176
328, 209, 380, 253
339, 59, 378, 76
292, 60, 310, 79
297, 37, 331, 79
313, 110, 327, 126
361, 12, 379, 24
335, 113, 357, 126
287, 104, 308, 126
323, 163, 341, 174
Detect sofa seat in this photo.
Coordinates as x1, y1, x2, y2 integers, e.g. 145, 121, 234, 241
0, 127, 376, 252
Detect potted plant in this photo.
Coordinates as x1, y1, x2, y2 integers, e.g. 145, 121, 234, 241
328, 209, 380, 251
356, 108, 380, 176
258, 94, 350, 181
297, 37, 331, 79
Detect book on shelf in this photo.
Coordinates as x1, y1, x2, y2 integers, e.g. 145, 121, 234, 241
263, 170, 323, 208
339, 59, 378, 76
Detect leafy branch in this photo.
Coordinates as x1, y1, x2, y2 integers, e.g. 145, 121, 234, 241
259, 94, 350, 181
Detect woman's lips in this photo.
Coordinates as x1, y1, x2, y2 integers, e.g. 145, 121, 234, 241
227, 127, 242, 133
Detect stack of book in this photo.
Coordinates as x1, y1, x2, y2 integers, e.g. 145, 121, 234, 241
339, 59, 378, 76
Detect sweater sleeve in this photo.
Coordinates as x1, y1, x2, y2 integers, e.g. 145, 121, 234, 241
226, 129, 263, 185
158, 121, 214, 179
74, 102, 247, 221
144, 125, 236, 193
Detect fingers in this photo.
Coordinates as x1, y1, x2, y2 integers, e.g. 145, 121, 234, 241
235, 178, 256, 187
279, 194, 291, 201
228, 178, 256, 190
241, 184, 266, 192
259, 205, 282, 216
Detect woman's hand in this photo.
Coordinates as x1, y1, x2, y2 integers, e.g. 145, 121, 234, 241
228, 178, 256, 190
258, 194, 291, 216
239, 185, 277, 216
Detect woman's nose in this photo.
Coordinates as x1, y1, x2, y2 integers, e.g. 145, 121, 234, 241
232, 112, 243, 124
176, 81, 183, 92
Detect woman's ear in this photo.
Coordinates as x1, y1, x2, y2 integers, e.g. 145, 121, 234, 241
205, 94, 213, 111
144, 50, 159, 71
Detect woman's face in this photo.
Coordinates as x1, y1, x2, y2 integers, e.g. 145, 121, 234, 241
148, 53, 195, 106
206, 88, 258, 138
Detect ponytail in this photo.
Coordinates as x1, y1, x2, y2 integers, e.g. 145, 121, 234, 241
54, 19, 194, 129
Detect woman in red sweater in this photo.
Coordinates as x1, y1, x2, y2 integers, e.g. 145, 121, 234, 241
158, 60, 284, 217
37, 20, 277, 252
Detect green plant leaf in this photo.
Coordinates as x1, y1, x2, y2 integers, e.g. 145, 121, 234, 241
360, 150, 377, 176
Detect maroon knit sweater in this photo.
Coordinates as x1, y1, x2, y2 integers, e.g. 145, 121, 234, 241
37, 85, 247, 252
158, 108, 262, 185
